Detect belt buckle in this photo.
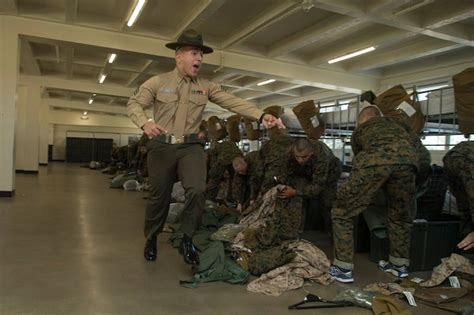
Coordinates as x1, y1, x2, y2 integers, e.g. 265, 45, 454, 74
175, 136, 183, 144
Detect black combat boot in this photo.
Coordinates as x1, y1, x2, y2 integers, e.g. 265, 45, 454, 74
144, 236, 157, 261
179, 235, 200, 265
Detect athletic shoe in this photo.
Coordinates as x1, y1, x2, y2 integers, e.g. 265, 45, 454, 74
329, 265, 354, 283
378, 260, 409, 278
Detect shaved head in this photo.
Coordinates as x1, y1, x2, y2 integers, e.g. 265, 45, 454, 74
358, 106, 381, 125
232, 156, 248, 175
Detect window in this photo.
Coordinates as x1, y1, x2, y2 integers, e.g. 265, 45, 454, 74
449, 134, 474, 149
421, 135, 446, 151
416, 83, 449, 101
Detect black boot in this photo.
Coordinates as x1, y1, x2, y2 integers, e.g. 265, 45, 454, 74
179, 235, 200, 265
144, 236, 157, 261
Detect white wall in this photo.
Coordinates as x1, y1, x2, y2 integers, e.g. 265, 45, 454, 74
52, 120, 142, 161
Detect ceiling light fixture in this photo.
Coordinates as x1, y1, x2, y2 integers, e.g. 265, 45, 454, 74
88, 98, 93, 105
328, 46, 376, 64
99, 74, 107, 84
108, 53, 117, 63
257, 79, 276, 86
127, 0, 146, 27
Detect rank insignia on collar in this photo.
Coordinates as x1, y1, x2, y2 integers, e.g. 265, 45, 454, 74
192, 89, 207, 95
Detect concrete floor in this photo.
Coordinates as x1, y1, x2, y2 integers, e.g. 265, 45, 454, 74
0, 163, 456, 315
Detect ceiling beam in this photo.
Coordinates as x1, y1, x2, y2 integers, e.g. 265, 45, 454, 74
267, 15, 364, 58
0, 0, 17, 14
422, 1, 474, 29
65, 0, 78, 23
20, 74, 134, 98
19, 39, 41, 76
172, 0, 215, 39
127, 60, 158, 87
312, 0, 474, 46
220, 1, 300, 49
346, 38, 462, 71
258, 89, 348, 108
43, 98, 127, 115
309, 28, 412, 65
9, 15, 378, 93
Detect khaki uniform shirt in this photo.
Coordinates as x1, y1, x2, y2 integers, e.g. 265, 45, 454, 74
127, 68, 263, 138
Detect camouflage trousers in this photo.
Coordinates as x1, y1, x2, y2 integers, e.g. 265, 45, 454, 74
332, 164, 416, 270
206, 163, 234, 201
444, 158, 474, 236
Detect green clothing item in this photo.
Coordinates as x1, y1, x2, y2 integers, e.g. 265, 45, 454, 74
351, 117, 418, 169
180, 241, 249, 288
169, 205, 248, 288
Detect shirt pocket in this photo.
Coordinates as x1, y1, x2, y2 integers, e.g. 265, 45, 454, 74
189, 94, 208, 106
155, 92, 178, 114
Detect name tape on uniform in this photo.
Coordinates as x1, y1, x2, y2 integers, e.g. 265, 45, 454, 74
397, 101, 416, 117
310, 115, 320, 128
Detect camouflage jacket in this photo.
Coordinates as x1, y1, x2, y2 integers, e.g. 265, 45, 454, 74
232, 151, 260, 203
281, 140, 341, 198
253, 134, 294, 197
351, 117, 418, 169
209, 140, 242, 166
443, 140, 474, 164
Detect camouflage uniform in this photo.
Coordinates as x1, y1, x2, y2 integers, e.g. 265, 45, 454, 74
232, 151, 259, 208
253, 133, 294, 198
246, 196, 303, 275
281, 140, 341, 231
443, 141, 474, 236
332, 117, 418, 270
206, 140, 242, 201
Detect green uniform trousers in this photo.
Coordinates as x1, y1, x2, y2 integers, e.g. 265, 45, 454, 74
145, 141, 206, 239
332, 164, 416, 270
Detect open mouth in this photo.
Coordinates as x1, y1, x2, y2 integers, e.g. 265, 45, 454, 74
193, 63, 200, 71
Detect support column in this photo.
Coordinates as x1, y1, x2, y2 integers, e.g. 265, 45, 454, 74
0, 17, 19, 196
39, 92, 49, 165
15, 83, 40, 173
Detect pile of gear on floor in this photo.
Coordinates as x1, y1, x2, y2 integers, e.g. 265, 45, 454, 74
166, 185, 474, 314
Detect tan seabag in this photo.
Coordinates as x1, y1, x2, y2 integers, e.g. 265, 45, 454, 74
207, 116, 227, 141
374, 85, 425, 133
226, 115, 242, 142
243, 118, 261, 140
453, 67, 474, 134
292, 100, 325, 140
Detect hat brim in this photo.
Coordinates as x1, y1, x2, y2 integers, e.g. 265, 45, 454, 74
165, 42, 213, 54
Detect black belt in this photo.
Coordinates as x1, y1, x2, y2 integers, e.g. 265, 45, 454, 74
151, 133, 204, 144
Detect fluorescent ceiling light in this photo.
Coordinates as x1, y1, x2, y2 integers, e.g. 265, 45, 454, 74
99, 74, 107, 84
328, 46, 376, 64
257, 79, 276, 86
83, 111, 88, 115
93, 93, 97, 96
88, 99, 93, 105
127, 0, 146, 27
108, 53, 117, 63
